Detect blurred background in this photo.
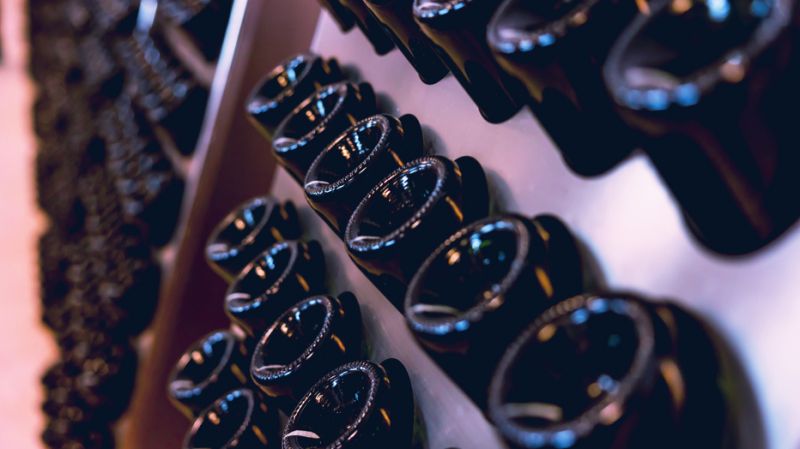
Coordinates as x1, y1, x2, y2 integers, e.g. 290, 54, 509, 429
0, 0, 57, 447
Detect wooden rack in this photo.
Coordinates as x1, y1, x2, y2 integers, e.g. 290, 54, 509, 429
122, 2, 800, 449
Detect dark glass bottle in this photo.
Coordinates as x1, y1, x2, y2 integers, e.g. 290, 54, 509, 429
283, 359, 414, 449
304, 113, 424, 234
59, 225, 156, 336
273, 82, 378, 183
99, 95, 185, 247
489, 293, 745, 449
42, 373, 90, 423
41, 419, 115, 449
35, 112, 88, 235
40, 363, 112, 443
205, 196, 301, 282
603, 0, 800, 254
77, 34, 125, 104
339, 0, 397, 54
168, 330, 250, 419
183, 389, 280, 449
86, 0, 139, 38
413, 0, 527, 123
344, 155, 489, 306
247, 54, 344, 141
318, 0, 358, 31
157, 0, 235, 61
69, 151, 163, 338
115, 31, 209, 155
61, 334, 139, 421
225, 240, 327, 338
38, 229, 72, 318
363, 0, 449, 84
33, 88, 71, 142
41, 388, 116, 449
78, 218, 162, 337
404, 214, 586, 406
250, 293, 363, 413
487, 0, 640, 176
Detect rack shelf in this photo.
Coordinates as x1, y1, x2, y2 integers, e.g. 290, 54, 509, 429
122, 1, 321, 447
121, 4, 800, 449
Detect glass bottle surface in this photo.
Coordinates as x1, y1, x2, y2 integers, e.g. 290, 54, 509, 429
183, 389, 280, 449
250, 293, 363, 413
225, 240, 327, 339
339, 0, 397, 54
404, 214, 586, 406
157, 0, 235, 61
364, 0, 450, 84
489, 293, 753, 449
205, 196, 301, 282
304, 113, 424, 234
168, 330, 250, 419
413, 0, 528, 123
318, 0, 359, 31
604, 0, 800, 254
273, 82, 378, 183
247, 54, 344, 140
488, 0, 642, 176
344, 155, 489, 306
282, 359, 415, 449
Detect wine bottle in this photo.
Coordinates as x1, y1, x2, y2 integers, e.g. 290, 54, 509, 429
272, 82, 377, 183
413, 0, 527, 123
304, 113, 424, 234
489, 293, 747, 449
364, 0, 449, 84
344, 155, 489, 306
603, 0, 800, 253
156, 0, 234, 61
183, 389, 280, 449
250, 292, 363, 413
99, 95, 185, 247
488, 0, 640, 176
60, 333, 138, 421
205, 196, 301, 282
339, 0, 397, 54
225, 240, 327, 338
404, 214, 587, 406
282, 359, 414, 449
114, 30, 209, 155
318, 0, 359, 31
168, 330, 250, 419
247, 54, 344, 140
